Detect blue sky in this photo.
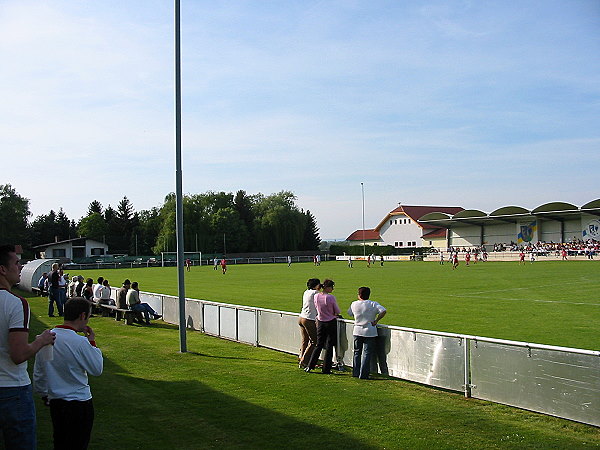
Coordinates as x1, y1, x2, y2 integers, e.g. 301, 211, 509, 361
1, 1, 599, 239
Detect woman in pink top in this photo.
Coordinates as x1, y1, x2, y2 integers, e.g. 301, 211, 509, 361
305, 279, 341, 374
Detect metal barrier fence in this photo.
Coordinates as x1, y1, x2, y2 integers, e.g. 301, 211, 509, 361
66, 255, 331, 271
115, 288, 599, 427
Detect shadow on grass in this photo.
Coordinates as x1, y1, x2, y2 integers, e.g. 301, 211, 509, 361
90, 374, 380, 450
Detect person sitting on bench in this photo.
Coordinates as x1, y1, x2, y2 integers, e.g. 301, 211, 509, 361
116, 279, 130, 309
126, 282, 162, 325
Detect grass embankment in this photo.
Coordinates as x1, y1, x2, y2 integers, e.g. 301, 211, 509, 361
24, 291, 599, 449
75, 260, 600, 349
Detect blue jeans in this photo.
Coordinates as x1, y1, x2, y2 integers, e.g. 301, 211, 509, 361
353, 336, 376, 379
48, 287, 63, 317
131, 303, 157, 322
0, 384, 36, 449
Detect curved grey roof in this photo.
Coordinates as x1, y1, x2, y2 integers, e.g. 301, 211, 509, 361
581, 199, 600, 211
418, 200, 598, 229
18, 259, 58, 292
490, 206, 530, 216
532, 202, 578, 214
453, 209, 487, 219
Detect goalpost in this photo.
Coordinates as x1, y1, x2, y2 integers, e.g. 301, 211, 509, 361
161, 251, 202, 267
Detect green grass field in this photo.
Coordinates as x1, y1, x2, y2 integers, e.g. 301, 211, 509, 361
74, 260, 600, 350
22, 290, 600, 449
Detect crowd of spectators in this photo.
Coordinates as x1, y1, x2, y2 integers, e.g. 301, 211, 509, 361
37, 269, 162, 324
440, 238, 598, 259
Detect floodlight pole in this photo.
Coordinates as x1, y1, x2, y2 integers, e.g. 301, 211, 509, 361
361, 182, 366, 258
174, 0, 187, 353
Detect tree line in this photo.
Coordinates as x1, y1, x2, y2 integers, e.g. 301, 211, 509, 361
0, 184, 321, 257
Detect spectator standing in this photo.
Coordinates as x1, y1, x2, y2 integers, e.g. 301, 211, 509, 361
305, 279, 341, 374
34, 298, 103, 450
37, 272, 48, 296
298, 279, 320, 369
347, 287, 387, 379
48, 263, 64, 317
57, 268, 68, 308
0, 244, 56, 449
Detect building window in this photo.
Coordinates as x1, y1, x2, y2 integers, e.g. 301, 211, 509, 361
408, 219, 411, 223
52, 248, 66, 257
394, 219, 397, 224
399, 242, 403, 247
412, 241, 417, 246
390, 220, 392, 225
91, 248, 105, 256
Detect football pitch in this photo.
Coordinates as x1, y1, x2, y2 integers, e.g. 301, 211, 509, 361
76, 259, 600, 350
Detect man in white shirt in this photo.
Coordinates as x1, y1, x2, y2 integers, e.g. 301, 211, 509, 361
347, 286, 386, 379
34, 297, 103, 450
92, 277, 104, 300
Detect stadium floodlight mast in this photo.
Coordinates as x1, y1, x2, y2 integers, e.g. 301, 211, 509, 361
174, 0, 186, 353
361, 182, 366, 258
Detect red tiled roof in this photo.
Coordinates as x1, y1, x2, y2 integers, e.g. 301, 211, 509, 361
422, 228, 447, 239
346, 229, 381, 241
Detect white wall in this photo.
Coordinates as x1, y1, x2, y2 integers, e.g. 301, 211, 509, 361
379, 214, 422, 247
483, 222, 516, 245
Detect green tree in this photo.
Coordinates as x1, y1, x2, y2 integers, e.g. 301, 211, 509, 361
137, 208, 162, 255
299, 210, 321, 250
252, 191, 305, 251
77, 213, 108, 242
29, 210, 60, 246
113, 196, 136, 254
56, 208, 75, 240
87, 200, 103, 216
210, 207, 249, 253
0, 184, 30, 245
234, 190, 255, 245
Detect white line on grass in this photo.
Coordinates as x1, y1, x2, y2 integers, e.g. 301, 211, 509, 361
447, 294, 600, 306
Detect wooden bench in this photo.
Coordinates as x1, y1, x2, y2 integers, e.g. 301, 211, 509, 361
99, 304, 143, 325
32, 287, 47, 296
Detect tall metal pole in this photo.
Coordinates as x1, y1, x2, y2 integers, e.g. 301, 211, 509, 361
361, 182, 366, 258
174, 0, 187, 352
